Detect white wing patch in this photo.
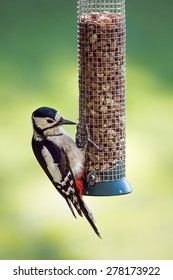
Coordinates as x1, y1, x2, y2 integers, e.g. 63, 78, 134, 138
61, 171, 72, 186
41, 146, 62, 183
61, 186, 75, 196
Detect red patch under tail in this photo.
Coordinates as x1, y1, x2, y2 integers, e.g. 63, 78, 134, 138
75, 179, 84, 197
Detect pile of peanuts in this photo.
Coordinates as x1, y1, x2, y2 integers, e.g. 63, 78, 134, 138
78, 11, 126, 176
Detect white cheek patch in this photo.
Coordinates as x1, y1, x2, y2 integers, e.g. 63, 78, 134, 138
41, 146, 62, 183
34, 117, 48, 130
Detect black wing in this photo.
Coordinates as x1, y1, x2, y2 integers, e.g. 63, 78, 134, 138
32, 137, 83, 217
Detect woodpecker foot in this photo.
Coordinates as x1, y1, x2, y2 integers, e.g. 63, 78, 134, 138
86, 124, 103, 151
75, 123, 85, 149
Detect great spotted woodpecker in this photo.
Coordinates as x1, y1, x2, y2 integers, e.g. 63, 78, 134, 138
31, 107, 101, 238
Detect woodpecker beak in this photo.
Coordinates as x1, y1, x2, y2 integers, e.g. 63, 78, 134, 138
59, 117, 76, 126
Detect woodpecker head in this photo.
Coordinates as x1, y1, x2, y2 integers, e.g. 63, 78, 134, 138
32, 107, 76, 136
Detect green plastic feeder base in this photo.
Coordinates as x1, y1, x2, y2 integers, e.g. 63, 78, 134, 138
83, 178, 132, 196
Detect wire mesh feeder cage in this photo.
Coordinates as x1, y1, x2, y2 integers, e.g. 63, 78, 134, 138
77, 0, 132, 196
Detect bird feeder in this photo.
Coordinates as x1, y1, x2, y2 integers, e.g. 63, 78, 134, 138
77, 0, 132, 196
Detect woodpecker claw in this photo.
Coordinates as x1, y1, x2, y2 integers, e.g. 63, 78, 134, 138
75, 123, 85, 149
86, 124, 103, 151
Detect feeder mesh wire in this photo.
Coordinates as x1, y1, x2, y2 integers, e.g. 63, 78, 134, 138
77, 0, 126, 183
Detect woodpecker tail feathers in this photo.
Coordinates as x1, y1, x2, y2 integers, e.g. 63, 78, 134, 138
66, 198, 77, 219
79, 199, 102, 239
66, 195, 101, 238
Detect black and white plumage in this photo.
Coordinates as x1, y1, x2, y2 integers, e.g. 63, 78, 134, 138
31, 106, 101, 238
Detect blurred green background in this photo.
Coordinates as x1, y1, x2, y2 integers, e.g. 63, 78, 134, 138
0, 0, 173, 259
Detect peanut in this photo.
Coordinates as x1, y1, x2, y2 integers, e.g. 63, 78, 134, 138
78, 12, 126, 179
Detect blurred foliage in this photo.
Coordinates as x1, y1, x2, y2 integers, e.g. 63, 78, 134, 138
0, 0, 173, 259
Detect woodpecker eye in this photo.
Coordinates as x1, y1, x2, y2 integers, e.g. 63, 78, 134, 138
47, 119, 54, 124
